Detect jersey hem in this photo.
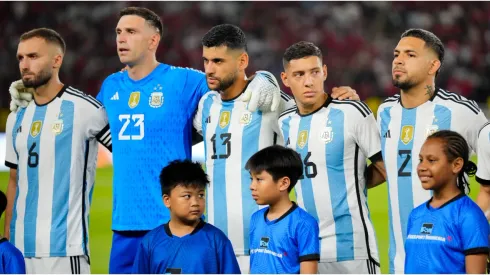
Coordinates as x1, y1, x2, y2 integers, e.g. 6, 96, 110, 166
5, 161, 17, 169
299, 253, 320, 262
464, 247, 489, 255
23, 252, 87, 258
319, 255, 378, 263
476, 176, 490, 186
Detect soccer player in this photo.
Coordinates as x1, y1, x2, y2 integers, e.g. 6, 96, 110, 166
4, 28, 111, 273
193, 25, 359, 273
377, 28, 489, 273
405, 130, 488, 273
0, 191, 26, 274
247, 145, 320, 274
132, 159, 240, 274
278, 41, 385, 274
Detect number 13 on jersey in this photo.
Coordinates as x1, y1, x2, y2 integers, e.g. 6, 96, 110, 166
119, 114, 145, 140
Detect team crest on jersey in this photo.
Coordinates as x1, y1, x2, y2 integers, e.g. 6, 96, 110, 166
219, 111, 231, 128
52, 120, 64, 135
30, 121, 42, 138
260, 237, 270, 248
401, 125, 414, 145
297, 130, 309, 149
320, 127, 333, 143
426, 125, 438, 137
149, 92, 164, 108
420, 223, 433, 235
128, 91, 140, 108
239, 111, 252, 126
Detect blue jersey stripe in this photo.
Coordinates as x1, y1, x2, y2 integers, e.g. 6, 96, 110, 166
25, 105, 48, 255
433, 105, 452, 132
325, 108, 354, 261
202, 94, 215, 219
212, 102, 234, 236
396, 108, 417, 262
241, 111, 262, 254
50, 101, 74, 256
10, 109, 26, 248
295, 115, 319, 222
380, 107, 397, 273
281, 116, 292, 147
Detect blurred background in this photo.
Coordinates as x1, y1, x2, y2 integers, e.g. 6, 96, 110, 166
0, 1, 489, 273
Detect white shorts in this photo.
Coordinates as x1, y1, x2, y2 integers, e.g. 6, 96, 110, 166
318, 259, 380, 274
25, 255, 90, 274
236, 255, 250, 274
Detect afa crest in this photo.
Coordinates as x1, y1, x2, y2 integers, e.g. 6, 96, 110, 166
52, 120, 64, 135
401, 125, 414, 145
128, 91, 140, 108
297, 130, 309, 149
426, 125, 438, 137
149, 92, 164, 108
320, 127, 333, 143
239, 111, 252, 126
219, 111, 231, 128
30, 121, 42, 138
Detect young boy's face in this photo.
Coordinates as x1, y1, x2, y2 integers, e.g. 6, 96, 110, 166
163, 184, 205, 224
249, 170, 288, 205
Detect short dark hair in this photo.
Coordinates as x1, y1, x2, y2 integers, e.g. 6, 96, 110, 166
119, 7, 163, 38
159, 160, 209, 196
427, 130, 476, 194
283, 41, 323, 69
20, 28, 66, 54
245, 145, 303, 192
401, 28, 445, 76
0, 191, 7, 218
201, 24, 247, 51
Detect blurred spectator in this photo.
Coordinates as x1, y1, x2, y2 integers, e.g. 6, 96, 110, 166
0, 1, 488, 108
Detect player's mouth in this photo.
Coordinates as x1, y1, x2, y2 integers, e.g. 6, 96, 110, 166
303, 91, 316, 97
418, 174, 432, 182
207, 77, 219, 84
251, 194, 259, 200
392, 68, 406, 76
118, 48, 129, 54
189, 210, 201, 215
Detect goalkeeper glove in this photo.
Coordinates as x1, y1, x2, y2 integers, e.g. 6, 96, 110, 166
242, 71, 281, 113
9, 80, 34, 112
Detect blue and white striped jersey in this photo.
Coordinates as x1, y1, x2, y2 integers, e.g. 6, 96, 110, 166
377, 87, 488, 273
278, 96, 381, 264
193, 89, 293, 256
476, 122, 490, 186
4, 85, 111, 258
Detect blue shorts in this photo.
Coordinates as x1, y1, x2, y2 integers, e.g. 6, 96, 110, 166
109, 230, 149, 274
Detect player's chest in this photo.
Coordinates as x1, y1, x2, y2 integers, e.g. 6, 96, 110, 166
407, 216, 461, 250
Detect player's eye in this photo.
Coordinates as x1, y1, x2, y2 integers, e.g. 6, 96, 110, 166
408, 54, 415, 57
199, 194, 205, 198
418, 158, 423, 163
183, 194, 191, 199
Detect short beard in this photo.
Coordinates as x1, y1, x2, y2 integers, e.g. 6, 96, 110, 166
216, 70, 238, 92
22, 68, 52, 89
392, 77, 416, 91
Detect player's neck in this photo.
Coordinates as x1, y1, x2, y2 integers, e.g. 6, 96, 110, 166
267, 197, 293, 221
430, 181, 461, 208
127, 57, 159, 81
33, 76, 64, 105
399, 80, 436, 109
220, 74, 247, 101
297, 93, 328, 115
168, 218, 199, 237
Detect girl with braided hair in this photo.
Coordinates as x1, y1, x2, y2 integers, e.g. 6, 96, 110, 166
404, 130, 488, 274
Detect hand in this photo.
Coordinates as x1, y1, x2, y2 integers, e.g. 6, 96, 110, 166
331, 86, 360, 101
242, 71, 281, 112
9, 80, 34, 112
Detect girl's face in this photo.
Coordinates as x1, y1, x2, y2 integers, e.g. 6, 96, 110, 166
417, 138, 463, 191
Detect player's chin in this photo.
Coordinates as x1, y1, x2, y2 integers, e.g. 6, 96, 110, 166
420, 181, 433, 190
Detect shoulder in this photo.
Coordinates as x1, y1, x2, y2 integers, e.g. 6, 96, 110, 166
278, 106, 297, 121
168, 65, 205, 79
294, 206, 318, 227
433, 88, 481, 115
478, 122, 490, 139
63, 86, 103, 110
0, 239, 23, 257
330, 99, 373, 118
141, 224, 167, 245
251, 207, 267, 222
202, 223, 232, 243
378, 95, 400, 111
458, 196, 485, 215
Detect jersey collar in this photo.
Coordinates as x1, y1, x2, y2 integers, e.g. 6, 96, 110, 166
426, 192, 465, 210
398, 86, 440, 108
164, 219, 205, 237
34, 84, 67, 107
264, 202, 298, 224
220, 80, 251, 102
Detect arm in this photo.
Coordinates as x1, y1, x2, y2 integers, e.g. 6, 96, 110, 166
466, 254, 487, 274
300, 261, 318, 274
4, 169, 17, 239
131, 239, 150, 274
5, 250, 26, 274
87, 106, 112, 152
475, 123, 490, 219
366, 155, 386, 189
218, 238, 241, 274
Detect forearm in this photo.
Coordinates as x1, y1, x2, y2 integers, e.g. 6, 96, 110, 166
476, 185, 490, 220
466, 254, 487, 274
300, 261, 318, 274
366, 160, 386, 189
4, 171, 17, 239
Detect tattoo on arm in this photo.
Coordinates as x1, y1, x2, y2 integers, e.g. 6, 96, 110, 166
425, 85, 434, 97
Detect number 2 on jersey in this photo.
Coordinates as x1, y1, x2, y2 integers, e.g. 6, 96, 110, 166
398, 150, 411, 177
119, 114, 145, 140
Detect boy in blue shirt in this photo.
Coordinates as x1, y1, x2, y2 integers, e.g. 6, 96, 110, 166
132, 159, 240, 274
405, 130, 488, 274
0, 190, 25, 274
247, 145, 320, 274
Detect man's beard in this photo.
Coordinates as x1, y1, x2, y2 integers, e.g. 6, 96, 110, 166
392, 77, 416, 91
208, 70, 238, 92
22, 68, 52, 88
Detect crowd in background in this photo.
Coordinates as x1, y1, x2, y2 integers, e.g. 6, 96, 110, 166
0, 1, 489, 108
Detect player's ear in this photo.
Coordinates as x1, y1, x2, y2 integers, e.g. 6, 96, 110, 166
148, 32, 160, 51
451, 157, 464, 174
280, 72, 290, 88
238, 51, 249, 71
428, 59, 441, 76
278, 176, 290, 192
52, 53, 63, 69
163, 194, 171, 208
322, 64, 328, 80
